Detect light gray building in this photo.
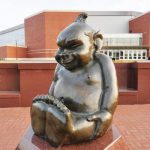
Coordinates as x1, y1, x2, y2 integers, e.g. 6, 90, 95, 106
0, 24, 24, 47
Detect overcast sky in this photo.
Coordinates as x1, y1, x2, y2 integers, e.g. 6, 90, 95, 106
0, 0, 150, 31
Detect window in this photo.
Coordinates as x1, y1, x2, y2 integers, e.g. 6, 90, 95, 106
103, 35, 143, 47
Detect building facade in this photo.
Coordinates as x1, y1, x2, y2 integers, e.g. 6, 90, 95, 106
0, 11, 150, 60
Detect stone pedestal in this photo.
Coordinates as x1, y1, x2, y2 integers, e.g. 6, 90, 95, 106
17, 125, 128, 150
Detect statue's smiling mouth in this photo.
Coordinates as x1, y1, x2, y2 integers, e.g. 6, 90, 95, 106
60, 55, 76, 69
62, 59, 73, 64
62, 59, 74, 68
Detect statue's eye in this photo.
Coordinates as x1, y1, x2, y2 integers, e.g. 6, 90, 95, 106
69, 43, 83, 50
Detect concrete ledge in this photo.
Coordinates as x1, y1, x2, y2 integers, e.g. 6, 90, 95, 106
132, 61, 150, 69
0, 63, 18, 69
18, 62, 56, 70
114, 62, 133, 69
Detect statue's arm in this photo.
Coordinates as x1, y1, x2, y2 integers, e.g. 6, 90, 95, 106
87, 53, 118, 130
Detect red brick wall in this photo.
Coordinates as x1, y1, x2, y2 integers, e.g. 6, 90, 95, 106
25, 13, 46, 50
44, 12, 80, 49
6, 46, 27, 58
18, 63, 56, 106
15, 47, 27, 58
27, 49, 56, 58
25, 11, 80, 58
0, 46, 27, 58
133, 62, 150, 104
0, 46, 7, 58
129, 12, 150, 46
0, 62, 150, 107
115, 63, 137, 89
0, 63, 19, 91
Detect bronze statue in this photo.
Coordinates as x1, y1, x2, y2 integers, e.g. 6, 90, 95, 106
31, 13, 118, 147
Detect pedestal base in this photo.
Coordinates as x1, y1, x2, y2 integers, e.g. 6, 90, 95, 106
17, 125, 128, 150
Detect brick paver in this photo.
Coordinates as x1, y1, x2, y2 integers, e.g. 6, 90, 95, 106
0, 105, 150, 150
113, 104, 150, 150
0, 107, 30, 150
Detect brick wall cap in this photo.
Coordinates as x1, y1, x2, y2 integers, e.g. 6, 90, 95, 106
132, 61, 150, 68
0, 63, 18, 69
18, 62, 57, 70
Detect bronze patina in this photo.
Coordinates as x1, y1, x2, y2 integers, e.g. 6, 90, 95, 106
31, 13, 118, 147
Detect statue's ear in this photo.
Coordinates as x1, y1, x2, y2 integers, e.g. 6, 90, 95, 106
93, 31, 103, 50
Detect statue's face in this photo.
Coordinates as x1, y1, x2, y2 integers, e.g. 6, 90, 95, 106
55, 23, 95, 71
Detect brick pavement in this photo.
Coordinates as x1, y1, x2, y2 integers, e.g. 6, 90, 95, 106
0, 107, 30, 150
0, 105, 150, 150
113, 104, 150, 150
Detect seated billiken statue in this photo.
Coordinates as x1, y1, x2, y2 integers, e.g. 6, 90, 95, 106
31, 13, 118, 147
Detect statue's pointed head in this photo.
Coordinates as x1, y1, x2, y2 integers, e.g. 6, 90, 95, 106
55, 13, 103, 71
74, 13, 88, 23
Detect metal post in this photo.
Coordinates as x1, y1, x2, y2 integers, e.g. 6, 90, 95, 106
16, 40, 17, 60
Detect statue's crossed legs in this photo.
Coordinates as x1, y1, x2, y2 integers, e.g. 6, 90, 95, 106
31, 95, 95, 147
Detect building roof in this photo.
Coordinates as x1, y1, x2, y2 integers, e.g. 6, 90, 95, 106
129, 11, 150, 21
25, 10, 142, 19
0, 24, 24, 35
87, 11, 142, 16
0, 11, 142, 36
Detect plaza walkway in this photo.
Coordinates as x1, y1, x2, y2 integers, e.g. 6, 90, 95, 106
113, 105, 150, 150
0, 105, 150, 150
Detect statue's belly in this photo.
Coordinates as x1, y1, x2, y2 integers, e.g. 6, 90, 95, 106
54, 68, 102, 113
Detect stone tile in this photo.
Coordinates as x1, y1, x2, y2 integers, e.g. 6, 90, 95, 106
0, 105, 150, 150
113, 104, 150, 150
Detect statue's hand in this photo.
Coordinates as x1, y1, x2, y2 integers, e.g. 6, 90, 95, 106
51, 97, 74, 133
33, 95, 70, 114
52, 97, 71, 114
32, 94, 55, 104
87, 111, 113, 137
87, 113, 103, 138
87, 113, 102, 122
87, 111, 112, 123
33, 95, 45, 103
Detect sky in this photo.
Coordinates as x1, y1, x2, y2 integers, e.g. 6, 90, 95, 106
0, 0, 150, 31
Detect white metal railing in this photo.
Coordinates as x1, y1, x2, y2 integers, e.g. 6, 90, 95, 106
100, 49, 148, 60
